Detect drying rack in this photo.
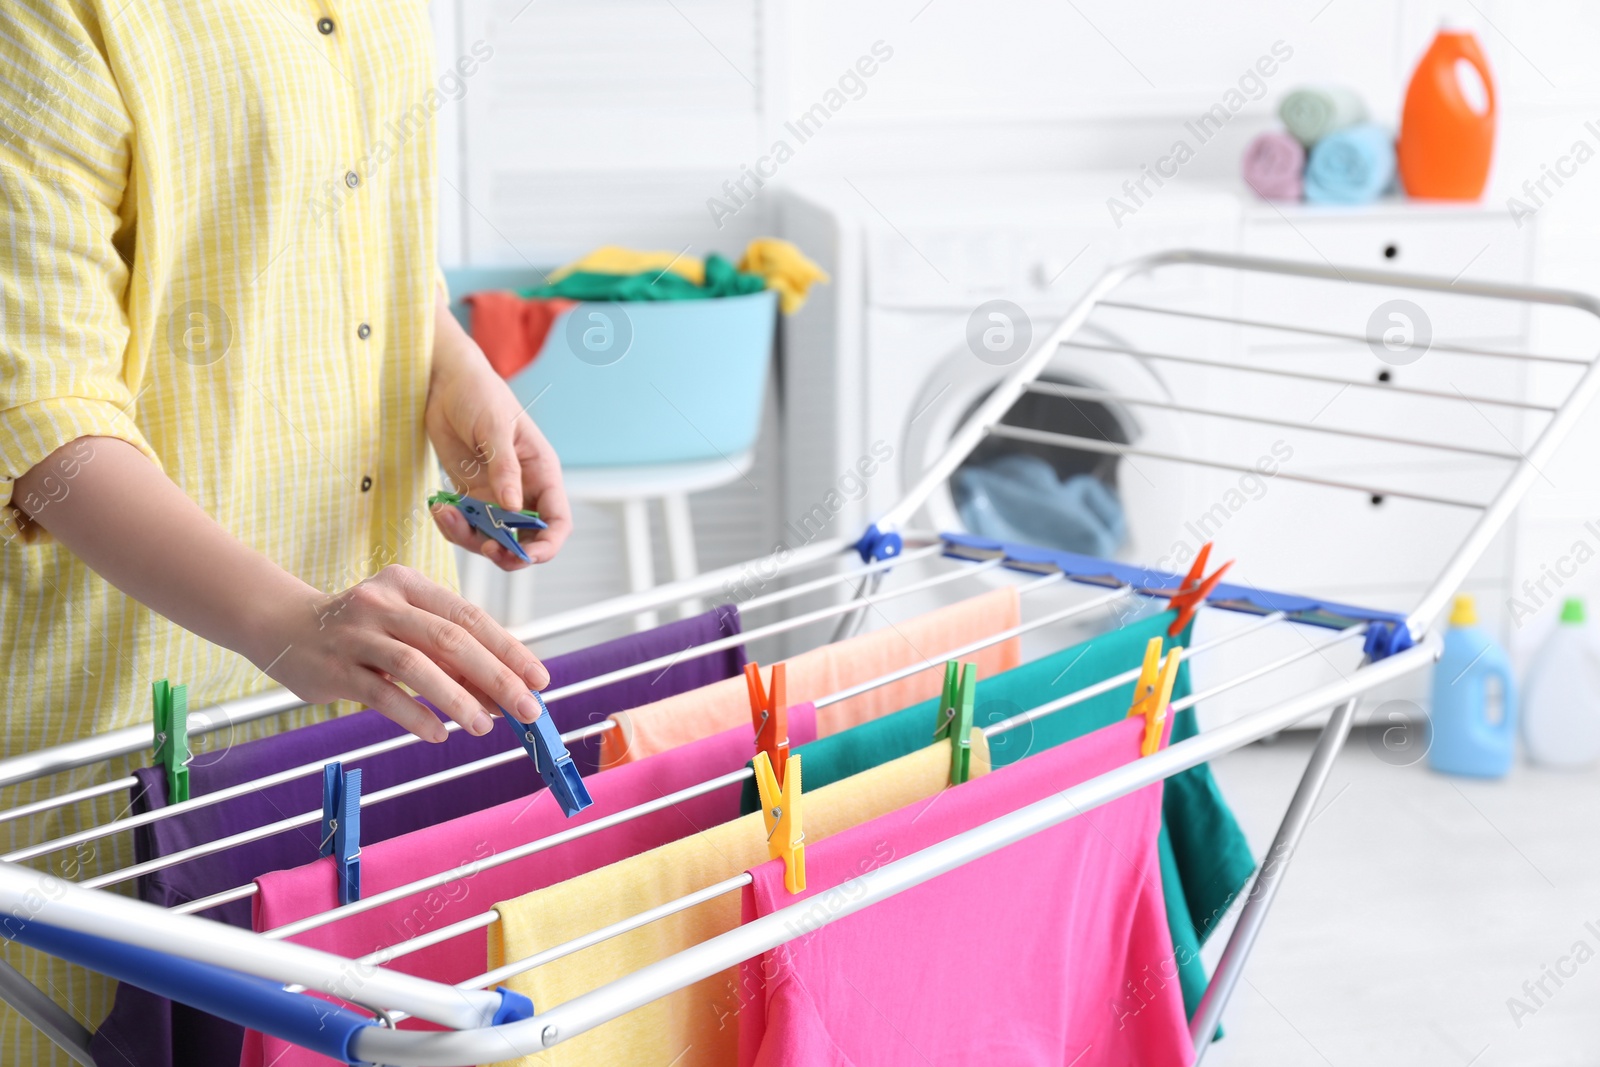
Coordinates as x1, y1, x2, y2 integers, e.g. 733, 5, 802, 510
2, 249, 1598, 1066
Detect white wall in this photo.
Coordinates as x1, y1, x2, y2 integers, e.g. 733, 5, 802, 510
431, 0, 1600, 641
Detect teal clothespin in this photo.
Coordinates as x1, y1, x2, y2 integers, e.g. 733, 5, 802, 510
152, 679, 191, 803
932, 661, 977, 785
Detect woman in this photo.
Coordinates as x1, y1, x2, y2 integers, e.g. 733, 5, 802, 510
0, 3, 567, 1060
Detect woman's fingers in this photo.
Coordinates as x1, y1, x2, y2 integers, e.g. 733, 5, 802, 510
390, 608, 542, 723
478, 413, 524, 514
427, 499, 483, 552
428, 486, 537, 572
357, 671, 450, 743
389, 566, 550, 690
516, 419, 573, 565
370, 635, 497, 736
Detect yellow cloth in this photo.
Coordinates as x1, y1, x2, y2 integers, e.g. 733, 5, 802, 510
547, 246, 706, 286
599, 587, 1021, 768
737, 238, 831, 314
487, 733, 991, 1067
0, 3, 455, 1057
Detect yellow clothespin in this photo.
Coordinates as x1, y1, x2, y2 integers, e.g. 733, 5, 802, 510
1127, 637, 1183, 757
753, 750, 805, 893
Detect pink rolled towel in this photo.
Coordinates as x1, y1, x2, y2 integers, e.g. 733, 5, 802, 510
1242, 129, 1306, 201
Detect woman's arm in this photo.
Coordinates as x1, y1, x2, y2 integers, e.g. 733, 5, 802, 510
426, 286, 573, 568
12, 437, 548, 741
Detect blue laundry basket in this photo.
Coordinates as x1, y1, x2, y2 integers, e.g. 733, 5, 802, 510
446, 269, 777, 469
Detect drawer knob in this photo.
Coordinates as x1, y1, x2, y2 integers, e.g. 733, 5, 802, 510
1383, 244, 1399, 260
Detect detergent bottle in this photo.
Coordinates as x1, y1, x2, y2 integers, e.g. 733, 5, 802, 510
1428, 594, 1516, 777
1520, 598, 1600, 769
1397, 21, 1496, 199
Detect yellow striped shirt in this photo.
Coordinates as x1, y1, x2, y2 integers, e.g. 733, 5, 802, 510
0, 2, 455, 1059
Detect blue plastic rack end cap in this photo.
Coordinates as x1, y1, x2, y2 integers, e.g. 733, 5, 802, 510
3, 920, 377, 1065
493, 986, 536, 1025
320, 762, 362, 906
853, 523, 903, 563
514, 693, 595, 817
1363, 620, 1416, 662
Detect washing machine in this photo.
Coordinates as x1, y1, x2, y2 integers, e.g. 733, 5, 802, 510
778, 173, 1241, 623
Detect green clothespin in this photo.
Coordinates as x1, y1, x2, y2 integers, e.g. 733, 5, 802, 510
932, 661, 977, 785
152, 679, 191, 803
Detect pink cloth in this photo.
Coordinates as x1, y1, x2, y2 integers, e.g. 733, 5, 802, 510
737, 717, 1192, 1067
1242, 129, 1306, 201
241, 705, 818, 1067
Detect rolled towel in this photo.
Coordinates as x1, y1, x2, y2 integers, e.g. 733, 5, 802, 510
1304, 124, 1396, 205
1242, 130, 1305, 201
1278, 85, 1368, 145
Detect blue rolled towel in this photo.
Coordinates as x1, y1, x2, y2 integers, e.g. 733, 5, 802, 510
1303, 124, 1396, 205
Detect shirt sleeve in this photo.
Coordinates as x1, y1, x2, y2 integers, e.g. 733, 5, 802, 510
0, 3, 160, 543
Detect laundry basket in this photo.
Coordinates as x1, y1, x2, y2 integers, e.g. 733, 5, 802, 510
446, 269, 778, 468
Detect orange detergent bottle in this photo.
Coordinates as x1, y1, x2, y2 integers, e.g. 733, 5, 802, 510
1398, 24, 1496, 199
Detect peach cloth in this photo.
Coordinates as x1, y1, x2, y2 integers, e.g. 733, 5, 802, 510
599, 587, 1021, 767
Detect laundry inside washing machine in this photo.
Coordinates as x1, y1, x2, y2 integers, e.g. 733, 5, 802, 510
951, 377, 1130, 558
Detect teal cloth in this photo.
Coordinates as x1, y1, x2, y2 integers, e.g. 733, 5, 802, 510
521, 253, 765, 302
740, 609, 1256, 1023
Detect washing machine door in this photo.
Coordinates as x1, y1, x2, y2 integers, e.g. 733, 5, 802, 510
902, 323, 1198, 566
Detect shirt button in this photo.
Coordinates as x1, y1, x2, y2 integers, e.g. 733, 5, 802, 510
360, 475, 373, 492
357, 323, 371, 340
317, 17, 335, 34
345, 171, 360, 189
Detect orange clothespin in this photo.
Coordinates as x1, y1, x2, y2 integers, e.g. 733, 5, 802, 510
1127, 636, 1184, 757
1166, 542, 1233, 636
745, 662, 790, 785
753, 749, 805, 893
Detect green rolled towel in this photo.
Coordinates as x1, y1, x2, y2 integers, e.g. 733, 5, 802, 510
1278, 85, 1368, 146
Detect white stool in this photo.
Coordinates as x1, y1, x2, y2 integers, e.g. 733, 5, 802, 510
566, 451, 754, 629
459, 450, 754, 630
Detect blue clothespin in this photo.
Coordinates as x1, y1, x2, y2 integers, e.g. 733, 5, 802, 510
514, 692, 594, 817
320, 762, 362, 906
428, 490, 547, 563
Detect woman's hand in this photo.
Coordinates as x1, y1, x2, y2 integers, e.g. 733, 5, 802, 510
13, 437, 551, 744
256, 564, 551, 742
426, 287, 572, 568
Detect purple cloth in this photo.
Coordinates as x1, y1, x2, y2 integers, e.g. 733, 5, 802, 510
89, 606, 744, 1067
1242, 129, 1306, 201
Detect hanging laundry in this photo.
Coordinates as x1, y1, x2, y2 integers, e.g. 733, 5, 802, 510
485, 733, 989, 1067
93, 607, 746, 1067
738, 717, 1191, 1067
241, 707, 820, 1067
464, 291, 576, 379
736, 608, 1255, 1022
737, 237, 831, 314
599, 587, 1022, 767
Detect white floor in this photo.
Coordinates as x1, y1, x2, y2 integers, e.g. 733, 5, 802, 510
1200, 729, 1600, 1067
